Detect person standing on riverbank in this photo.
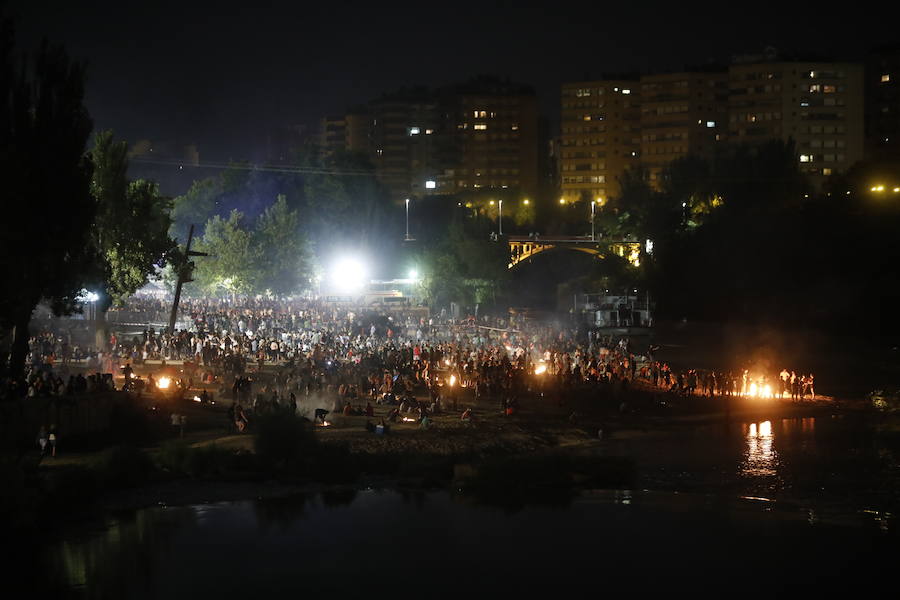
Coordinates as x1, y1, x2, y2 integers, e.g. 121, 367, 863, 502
37, 426, 49, 458
48, 425, 58, 457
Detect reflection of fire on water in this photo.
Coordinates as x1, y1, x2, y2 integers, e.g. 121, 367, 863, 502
741, 420, 778, 478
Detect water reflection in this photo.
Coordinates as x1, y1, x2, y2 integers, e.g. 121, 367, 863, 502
38, 488, 897, 599
741, 420, 778, 478
48, 507, 196, 599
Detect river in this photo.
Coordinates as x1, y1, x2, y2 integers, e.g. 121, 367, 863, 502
23, 414, 900, 597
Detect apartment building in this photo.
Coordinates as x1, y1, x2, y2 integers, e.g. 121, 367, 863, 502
559, 77, 640, 204
322, 78, 539, 204
435, 78, 539, 200
640, 70, 728, 188
368, 92, 439, 203
728, 60, 864, 187
866, 44, 900, 158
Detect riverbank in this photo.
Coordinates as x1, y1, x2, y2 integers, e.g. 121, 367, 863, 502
22, 388, 878, 524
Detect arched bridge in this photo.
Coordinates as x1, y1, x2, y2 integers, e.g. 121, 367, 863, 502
507, 235, 641, 269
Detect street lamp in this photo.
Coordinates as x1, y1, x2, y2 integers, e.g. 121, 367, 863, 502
405, 198, 414, 241
590, 200, 596, 241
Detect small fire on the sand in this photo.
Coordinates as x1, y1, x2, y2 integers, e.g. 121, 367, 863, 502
318, 420, 331, 427
402, 417, 417, 423
746, 382, 774, 399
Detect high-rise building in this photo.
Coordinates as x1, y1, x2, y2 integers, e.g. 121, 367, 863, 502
865, 44, 900, 158
559, 77, 640, 205
728, 60, 864, 188
319, 110, 372, 157
369, 90, 438, 202
324, 77, 540, 204
640, 69, 728, 188
434, 77, 539, 201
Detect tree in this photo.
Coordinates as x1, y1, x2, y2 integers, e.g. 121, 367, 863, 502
89, 130, 176, 309
169, 176, 222, 242
192, 210, 256, 297
0, 21, 95, 377
252, 195, 314, 296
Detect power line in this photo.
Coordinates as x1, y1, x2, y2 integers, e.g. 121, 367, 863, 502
129, 156, 376, 177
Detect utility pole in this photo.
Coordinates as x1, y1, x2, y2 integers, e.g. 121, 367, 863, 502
168, 224, 208, 334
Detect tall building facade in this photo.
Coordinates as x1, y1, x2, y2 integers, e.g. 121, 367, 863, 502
434, 78, 539, 200
561, 57, 865, 200
866, 44, 900, 158
728, 60, 864, 188
369, 91, 438, 202
320, 77, 540, 204
640, 70, 728, 188
559, 77, 640, 204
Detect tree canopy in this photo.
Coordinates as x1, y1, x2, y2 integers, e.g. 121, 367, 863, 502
1, 19, 95, 376
88, 130, 176, 309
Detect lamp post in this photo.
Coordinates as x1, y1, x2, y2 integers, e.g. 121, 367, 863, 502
405, 198, 413, 241
590, 200, 596, 242
498, 199, 503, 236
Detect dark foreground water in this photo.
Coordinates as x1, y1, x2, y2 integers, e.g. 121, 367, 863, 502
24, 415, 900, 598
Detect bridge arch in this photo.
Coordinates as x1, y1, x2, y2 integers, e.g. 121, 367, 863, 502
507, 236, 641, 270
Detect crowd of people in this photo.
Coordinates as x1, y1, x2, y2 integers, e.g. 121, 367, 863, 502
3, 297, 818, 415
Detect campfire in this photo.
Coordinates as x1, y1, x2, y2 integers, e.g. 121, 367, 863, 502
745, 380, 774, 399
157, 376, 171, 390
402, 417, 417, 423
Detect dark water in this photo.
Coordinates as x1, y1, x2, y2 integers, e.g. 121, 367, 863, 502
26, 416, 900, 598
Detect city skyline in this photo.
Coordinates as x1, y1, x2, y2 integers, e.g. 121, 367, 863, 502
6, 1, 897, 163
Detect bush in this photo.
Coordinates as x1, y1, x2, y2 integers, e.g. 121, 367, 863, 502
254, 413, 318, 471
95, 445, 155, 488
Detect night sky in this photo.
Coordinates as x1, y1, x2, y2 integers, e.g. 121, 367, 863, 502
6, 1, 897, 165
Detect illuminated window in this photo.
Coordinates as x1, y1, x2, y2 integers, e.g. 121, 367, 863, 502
823, 168, 833, 176
799, 154, 812, 163
583, 115, 592, 121
474, 123, 487, 130
622, 89, 631, 95
706, 121, 716, 128
881, 74, 891, 83
425, 180, 436, 189
823, 85, 836, 93
809, 84, 821, 93
408, 127, 420, 135
511, 124, 519, 131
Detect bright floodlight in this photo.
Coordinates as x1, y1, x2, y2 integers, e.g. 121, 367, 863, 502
331, 257, 367, 292
78, 289, 100, 303
409, 268, 419, 280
